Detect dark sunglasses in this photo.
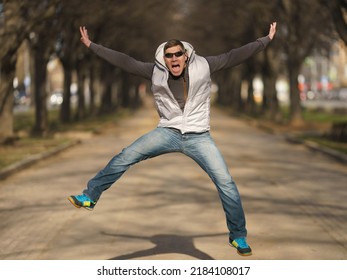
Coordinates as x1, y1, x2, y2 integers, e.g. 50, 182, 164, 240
164, 51, 184, 58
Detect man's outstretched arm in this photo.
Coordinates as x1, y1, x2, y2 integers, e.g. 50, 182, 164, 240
206, 22, 277, 73
79, 26, 153, 79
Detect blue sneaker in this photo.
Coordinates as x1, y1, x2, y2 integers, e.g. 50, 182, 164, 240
68, 194, 96, 210
229, 237, 252, 256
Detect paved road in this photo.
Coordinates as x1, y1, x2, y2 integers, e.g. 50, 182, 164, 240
0, 100, 346, 260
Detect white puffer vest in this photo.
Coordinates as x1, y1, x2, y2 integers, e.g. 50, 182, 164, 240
151, 42, 212, 134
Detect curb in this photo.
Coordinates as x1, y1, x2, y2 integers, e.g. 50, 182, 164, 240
0, 139, 81, 180
304, 140, 347, 164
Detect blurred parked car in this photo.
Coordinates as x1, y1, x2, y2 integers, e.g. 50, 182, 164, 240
339, 88, 347, 101
14, 89, 30, 106
48, 89, 78, 107
49, 90, 63, 106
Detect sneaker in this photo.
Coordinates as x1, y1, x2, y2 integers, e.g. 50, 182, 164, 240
68, 194, 96, 210
229, 237, 252, 256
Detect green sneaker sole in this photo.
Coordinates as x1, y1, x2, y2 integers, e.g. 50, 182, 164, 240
229, 240, 252, 257
67, 196, 95, 211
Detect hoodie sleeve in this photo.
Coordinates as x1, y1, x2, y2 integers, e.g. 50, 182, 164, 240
205, 36, 271, 74
89, 43, 154, 80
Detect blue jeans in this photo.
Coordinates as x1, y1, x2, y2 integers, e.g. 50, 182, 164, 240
83, 127, 247, 239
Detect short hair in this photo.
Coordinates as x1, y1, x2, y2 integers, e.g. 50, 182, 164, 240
163, 39, 185, 53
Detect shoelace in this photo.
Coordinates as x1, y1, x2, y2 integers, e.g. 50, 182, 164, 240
76, 194, 91, 202
234, 238, 249, 248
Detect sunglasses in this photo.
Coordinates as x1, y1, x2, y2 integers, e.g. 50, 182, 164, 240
164, 51, 184, 58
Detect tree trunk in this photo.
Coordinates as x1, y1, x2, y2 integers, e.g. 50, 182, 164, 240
132, 81, 142, 109
120, 71, 130, 108
0, 56, 16, 143
321, 0, 347, 45
75, 70, 86, 121
245, 74, 256, 115
263, 75, 280, 121
288, 63, 303, 126
99, 64, 114, 114
230, 69, 243, 112
60, 67, 72, 123
89, 69, 96, 116
215, 72, 229, 106
31, 46, 49, 136
0, 1, 24, 143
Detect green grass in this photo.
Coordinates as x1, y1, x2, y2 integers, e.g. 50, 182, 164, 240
0, 137, 70, 169
301, 136, 347, 155
302, 110, 347, 124
14, 107, 131, 134
239, 105, 347, 155
289, 107, 347, 155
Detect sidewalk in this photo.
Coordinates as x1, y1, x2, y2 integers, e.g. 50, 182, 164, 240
0, 101, 346, 260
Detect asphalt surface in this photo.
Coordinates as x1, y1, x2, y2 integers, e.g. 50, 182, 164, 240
0, 99, 346, 260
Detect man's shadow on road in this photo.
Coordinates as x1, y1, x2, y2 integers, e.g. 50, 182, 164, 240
101, 232, 227, 260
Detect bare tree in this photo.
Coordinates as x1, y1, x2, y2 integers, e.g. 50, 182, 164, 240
320, 0, 347, 45
277, 0, 336, 125
28, 1, 59, 136
70, 0, 175, 115
0, 1, 19, 143
0, 0, 57, 142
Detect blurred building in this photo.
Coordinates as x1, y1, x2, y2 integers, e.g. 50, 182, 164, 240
330, 40, 347, 87
299, 39, 347, 101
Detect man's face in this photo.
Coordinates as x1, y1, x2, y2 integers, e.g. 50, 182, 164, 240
163, 45, 187, 77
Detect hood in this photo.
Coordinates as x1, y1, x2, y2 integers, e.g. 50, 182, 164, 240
154, 41, 195, 70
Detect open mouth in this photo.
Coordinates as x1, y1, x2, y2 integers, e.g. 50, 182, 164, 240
171, 63, 181, 74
